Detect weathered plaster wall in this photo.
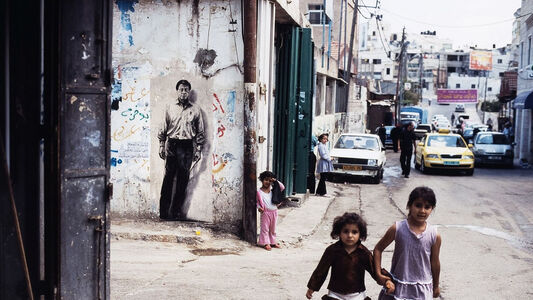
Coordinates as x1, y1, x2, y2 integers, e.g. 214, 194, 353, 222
111, 0, 244, 231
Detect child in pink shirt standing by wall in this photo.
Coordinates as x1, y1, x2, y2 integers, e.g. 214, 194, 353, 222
257, 171, 285, 251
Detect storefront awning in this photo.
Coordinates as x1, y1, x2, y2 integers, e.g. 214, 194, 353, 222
513, 90, 533, 109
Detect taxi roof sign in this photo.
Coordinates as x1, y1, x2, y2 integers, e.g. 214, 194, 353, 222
438, 129, 451, 134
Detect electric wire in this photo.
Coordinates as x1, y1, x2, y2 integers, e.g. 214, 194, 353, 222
381, 8, 532, 29
375, 18, 394, 62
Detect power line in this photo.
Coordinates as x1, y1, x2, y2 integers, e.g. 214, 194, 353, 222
357, 7, 372, 19
381, 8, 531, 29
375, 18, 394, 61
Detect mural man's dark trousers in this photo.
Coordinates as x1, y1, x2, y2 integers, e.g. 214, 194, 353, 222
160, 139, 194, 220
307, 152, 317, 193
392, 138, 398, 152
399, 150, 412, 176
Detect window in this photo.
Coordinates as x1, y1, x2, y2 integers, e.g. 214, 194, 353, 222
386, 68, 391, 75
372, 59, 382, 64
488, 87, 492, 92
471, 84, 476, 89
447, 67, 456, 73
456, 83, 461, 88
307, 4, 330, 25
497, 59, 503, 64
361, 59, 369, 64
372, 31, 376, 36
499, 72, 504, 77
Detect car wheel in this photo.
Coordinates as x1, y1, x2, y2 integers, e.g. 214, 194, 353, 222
420, 158, 429, 174
466, 168, 474, 176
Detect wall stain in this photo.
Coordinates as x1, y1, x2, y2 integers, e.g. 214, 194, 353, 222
194, 48, 217, 72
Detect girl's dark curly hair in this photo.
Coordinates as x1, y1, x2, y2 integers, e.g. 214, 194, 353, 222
331, 212, 367, 241
259, 171, 276, 181
407, 186, 436, 208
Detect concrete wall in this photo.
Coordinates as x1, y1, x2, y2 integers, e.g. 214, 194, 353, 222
111, 0, 244, 231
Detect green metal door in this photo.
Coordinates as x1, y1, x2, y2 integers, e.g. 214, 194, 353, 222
273, 27, 313, 195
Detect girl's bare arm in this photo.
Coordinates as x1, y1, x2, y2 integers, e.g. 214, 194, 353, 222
431, 233, 442, 297
373, 223, 396, 284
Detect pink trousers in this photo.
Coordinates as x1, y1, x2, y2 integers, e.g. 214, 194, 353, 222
258, 209, 278, 246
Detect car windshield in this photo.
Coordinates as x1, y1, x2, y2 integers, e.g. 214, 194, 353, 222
335, 136, 380, 151
417, 125, 431, 132
477, 134, 510, 145
427, 135, 466, 148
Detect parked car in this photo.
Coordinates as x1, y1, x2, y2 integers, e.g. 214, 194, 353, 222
472, 132, 514, 167
415, 129, 475, 175
414, 124, 432, 139
329, 134, 386, 184
455, 103, 465, 112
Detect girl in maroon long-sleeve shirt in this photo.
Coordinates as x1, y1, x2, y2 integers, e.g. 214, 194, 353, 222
306, 213, 393, 300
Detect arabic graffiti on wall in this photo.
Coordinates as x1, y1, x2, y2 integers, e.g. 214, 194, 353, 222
110, 62, 152, 213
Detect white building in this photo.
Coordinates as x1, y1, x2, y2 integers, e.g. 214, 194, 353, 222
447, 73, 501, 101
513, 0, 533, 165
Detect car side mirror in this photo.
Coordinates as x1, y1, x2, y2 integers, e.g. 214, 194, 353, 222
418, 142, 424, 146
382, 147, 386, 151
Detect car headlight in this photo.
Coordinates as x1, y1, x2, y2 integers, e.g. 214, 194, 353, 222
426, 154, 439, 159
463, 155, 474, 159
475, 149, 484, 154
367, 159, 377, 166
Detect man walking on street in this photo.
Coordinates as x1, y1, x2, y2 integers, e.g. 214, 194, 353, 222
158, 79, 205, 220
399, 121, 417, 178
390, 122, 401, 153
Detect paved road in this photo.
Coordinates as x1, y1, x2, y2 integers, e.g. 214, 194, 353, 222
111, 150, 533, 299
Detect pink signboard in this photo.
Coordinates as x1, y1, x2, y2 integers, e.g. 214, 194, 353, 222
437, 89, 478, 103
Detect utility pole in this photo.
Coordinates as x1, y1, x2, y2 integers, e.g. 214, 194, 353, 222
242, 0, 257, 244
419, 53, 423, 103
344, 0, 359, 104
394, 27, 406, 122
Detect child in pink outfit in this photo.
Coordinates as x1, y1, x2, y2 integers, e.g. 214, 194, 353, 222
256, 171, 285, 251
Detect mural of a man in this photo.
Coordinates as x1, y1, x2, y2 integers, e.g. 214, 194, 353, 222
158, 79, 205, 220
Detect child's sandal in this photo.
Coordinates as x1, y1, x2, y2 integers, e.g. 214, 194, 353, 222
271, 243, 282, 249
264, 244, 272, 251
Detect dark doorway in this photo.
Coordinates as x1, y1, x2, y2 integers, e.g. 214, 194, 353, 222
1, 0, 113, 298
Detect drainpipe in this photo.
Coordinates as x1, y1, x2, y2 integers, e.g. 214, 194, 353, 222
243, 0, 257, 244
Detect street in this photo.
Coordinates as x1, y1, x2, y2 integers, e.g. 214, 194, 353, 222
111, 141, 533, 299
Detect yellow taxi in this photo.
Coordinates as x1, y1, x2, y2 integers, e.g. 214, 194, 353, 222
414, 129, 475, 175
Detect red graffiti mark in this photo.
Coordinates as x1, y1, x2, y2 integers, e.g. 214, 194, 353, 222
213, 93, 225, 113
212, 103, 218, 112
212, 153, 220, 166
217, 124, 226, 137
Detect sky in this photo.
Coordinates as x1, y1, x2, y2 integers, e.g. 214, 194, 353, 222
367, 0, 522, 49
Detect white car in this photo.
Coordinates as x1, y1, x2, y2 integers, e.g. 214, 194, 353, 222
329, 134, 386, 184
434, 120, 451, 131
